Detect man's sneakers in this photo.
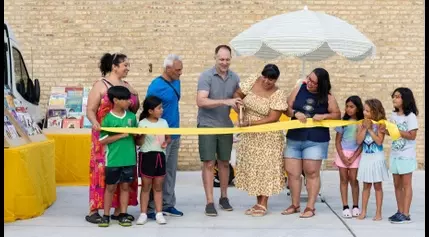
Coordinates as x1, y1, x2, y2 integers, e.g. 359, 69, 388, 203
219, 197, 233, 211
205, 197, 233, 216
163, 207, 184, 217
390, 212, 412, 224
205, 203, 218, 216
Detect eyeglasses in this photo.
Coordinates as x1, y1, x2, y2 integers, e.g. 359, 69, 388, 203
307, 75, 318, 85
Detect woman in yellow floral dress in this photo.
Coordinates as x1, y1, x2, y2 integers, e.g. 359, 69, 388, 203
234, 64, 288, 217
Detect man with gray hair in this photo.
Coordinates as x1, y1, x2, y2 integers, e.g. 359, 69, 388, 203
143, 54, 183, 220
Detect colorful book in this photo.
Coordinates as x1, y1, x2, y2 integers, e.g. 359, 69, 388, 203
62, 118, 82, 129
47, 117, 63, 128
65, 87, 83, 113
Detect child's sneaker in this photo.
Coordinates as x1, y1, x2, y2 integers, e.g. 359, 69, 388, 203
156, 212, 167, 225
390, 213, 412, 224
118, 213, 132, 227
136, 213, 148, 225
342, 208, 352, 218
388, 211, 401, 221
98, 215, 110, 227
352, 207, 361, 217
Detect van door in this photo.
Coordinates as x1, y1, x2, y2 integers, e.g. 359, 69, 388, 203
4, 23, 43, 122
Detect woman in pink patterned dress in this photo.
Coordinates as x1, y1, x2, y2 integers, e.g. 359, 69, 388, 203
85, 53, 140, 223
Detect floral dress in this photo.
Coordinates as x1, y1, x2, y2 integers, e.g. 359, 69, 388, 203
89, 79, 139, 211
235, 76, 288, 196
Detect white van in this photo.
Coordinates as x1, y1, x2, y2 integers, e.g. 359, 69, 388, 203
4, 21, 42, 124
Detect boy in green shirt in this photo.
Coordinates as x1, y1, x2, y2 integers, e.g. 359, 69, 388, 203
98, 86, 139, 227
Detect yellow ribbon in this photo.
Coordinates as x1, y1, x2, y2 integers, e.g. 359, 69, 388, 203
102, 117, 400, 140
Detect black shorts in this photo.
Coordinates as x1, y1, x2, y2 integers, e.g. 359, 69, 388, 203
105, 165, 135, 185
138, 151, 166, 178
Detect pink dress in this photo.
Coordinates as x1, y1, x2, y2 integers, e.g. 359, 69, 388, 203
89, 79, 139, 211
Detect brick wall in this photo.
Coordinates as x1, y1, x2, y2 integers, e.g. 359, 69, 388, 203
5, 0, 425, 170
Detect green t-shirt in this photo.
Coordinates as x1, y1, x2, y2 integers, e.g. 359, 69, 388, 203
99, 111, 137, 167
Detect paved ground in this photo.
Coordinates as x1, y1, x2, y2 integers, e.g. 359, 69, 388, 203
4, 171, 425, 237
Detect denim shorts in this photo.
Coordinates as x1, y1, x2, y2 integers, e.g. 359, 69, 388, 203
283, 138, 329, 160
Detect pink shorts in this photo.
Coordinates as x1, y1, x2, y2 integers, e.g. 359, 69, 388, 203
334, 149, 361, 169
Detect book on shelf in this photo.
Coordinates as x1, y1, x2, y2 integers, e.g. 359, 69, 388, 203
4, 85, 46, 146
65, 87, 83, 113
45, 86, 93, 130
4, 115, 20, 139
48, 94, 67, 108
47, 117, 63, 128
62, 118, 82, 129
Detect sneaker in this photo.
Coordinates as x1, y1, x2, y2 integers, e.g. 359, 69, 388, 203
147, 212, 156, 220
118, 213, 132, 227
111, 213, 134, 221
388, 211, 401, 221
219, 197, 233, 211
163, 207, 184, 217
156, 212, 167, 225
98, 215, 110, 227
136, 213, 148, 225
342, 208, 352, 218
205, 203, 218, 216
390, 213, 412, 224
352, 207, 361, 217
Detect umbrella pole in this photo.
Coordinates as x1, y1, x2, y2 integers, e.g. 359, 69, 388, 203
301, 60, 306, 79
295, 60, 306, 87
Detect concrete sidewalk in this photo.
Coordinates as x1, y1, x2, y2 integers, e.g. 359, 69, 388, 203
4, 171, 425, 237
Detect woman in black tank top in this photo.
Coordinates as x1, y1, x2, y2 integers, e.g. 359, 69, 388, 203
281, 68, 341, 218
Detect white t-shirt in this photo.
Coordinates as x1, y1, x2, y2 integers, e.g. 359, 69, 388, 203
389, 112, 418, 160
138, 118, 169, 153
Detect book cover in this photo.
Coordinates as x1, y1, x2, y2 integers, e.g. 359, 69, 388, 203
47, 117, 63, 128
65, 87, 83, 113
5, 95, 15, 109
48, 94, 67, 108
62, 118, 82, 129
67, 111, 84, 119
47, 108, 67, 118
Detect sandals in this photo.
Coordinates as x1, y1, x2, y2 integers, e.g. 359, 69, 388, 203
299, 207, 316, 218
245, 207, 255, 215
281, 205, 300, 215
85, 212, 102, 224
251, 204, 267, 217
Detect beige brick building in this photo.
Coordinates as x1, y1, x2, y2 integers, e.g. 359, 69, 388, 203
5, 0, 425, 170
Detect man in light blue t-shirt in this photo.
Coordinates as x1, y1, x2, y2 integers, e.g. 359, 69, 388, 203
145, 54, 183, 218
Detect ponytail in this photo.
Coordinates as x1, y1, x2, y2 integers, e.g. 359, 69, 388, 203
99, 52, 128, 77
